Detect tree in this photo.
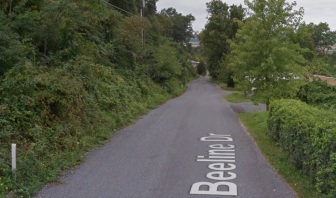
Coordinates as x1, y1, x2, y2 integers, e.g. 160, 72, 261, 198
0, 10, 32, 76
310, 22, 336, 54
145, 0, 158, 17
152, 41, 181, 81
0, 0, 198, 196
228, 0, 306, 110
108, 0, 138, 14
291, 23, 315, 61
197, 61, 207, 76
200, 0, 244, 84
160, 8, 195, 43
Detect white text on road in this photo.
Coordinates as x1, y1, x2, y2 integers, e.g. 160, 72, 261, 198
190, 133, 238, 196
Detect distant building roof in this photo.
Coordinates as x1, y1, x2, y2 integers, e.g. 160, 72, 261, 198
188, 60, 200, 68
189, 37, 200, 47
328, 45, 336, 54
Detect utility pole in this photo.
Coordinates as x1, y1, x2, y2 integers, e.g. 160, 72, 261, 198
8, 0, 13, 20
140, 0, 145, 45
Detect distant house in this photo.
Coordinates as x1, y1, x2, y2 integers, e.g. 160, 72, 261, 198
327, 45, 336, 54
188, 37, 200, 48
314, 75, 336, 85
189, 60, 200, 68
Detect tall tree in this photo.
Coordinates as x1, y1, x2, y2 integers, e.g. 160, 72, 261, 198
200, 0, 244, 83
228, 0, 306, 109
311, 22, 336, 54
108, 0, 138, 14
0, 11, 30, 76
145, 0, 158, 17
291, 23, 315, 61
160, 8, 195, 43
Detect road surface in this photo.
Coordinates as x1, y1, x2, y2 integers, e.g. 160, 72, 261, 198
36, 77, 296, 198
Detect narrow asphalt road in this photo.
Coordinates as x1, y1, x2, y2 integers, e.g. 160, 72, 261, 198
36, 77, 296, 198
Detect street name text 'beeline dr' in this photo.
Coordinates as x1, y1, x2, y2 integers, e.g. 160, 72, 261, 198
190, 133, 238, 196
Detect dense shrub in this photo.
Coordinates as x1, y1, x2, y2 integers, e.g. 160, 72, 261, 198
0, 0, 197, 196
197, 61, 206, 76
297, 80, 336, 111
268, 99, 336, 197
0, 60, 177, 196
147, 41, 182, 83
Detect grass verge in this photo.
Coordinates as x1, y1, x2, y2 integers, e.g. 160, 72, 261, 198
238, 112, 323, 198
1, 84, 186, 197
217, 82, 236, 91
224, 91, 251, 103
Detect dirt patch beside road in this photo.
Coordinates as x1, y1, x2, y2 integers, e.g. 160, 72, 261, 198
230, 102, 266, 113
314, 75, 336, 85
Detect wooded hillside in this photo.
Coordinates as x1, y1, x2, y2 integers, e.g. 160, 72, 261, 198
0, 1, 197, 196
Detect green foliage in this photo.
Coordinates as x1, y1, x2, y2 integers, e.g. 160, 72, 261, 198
297, 80, 336, 111
239, 112, 323, 198
224, 92, 251, 103
197, 61, 206, 76
200, 1, 244, 81
228, 0, 306, 108
310, 22, 336, 54
160, 8, 195, 43
293, 22, 336, 76
108, 0, 138, 14
0, 0, 197, 197
0, 58, 180, 196
291, 23, 316, 61
147, 40, 181, 83
0, 11, 32, 76
145, 0, 158, 17
268, 99, 336, 197
310, 54, 336, 76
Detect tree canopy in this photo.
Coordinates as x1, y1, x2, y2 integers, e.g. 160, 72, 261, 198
0, 1, 197, 196
310, 22, 336, 54
228, 0, 306, 109
200, 0, 244, 84
160, 7, 195, 43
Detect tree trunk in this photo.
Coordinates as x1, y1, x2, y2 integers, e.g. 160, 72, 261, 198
8, 0, 12, 19
44, 40, 47, 56
266, 99, 270, 111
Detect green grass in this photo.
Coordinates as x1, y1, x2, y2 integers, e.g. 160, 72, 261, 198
224, 91, 251, 103
217, 82, 237, 91
238, 112, 323, 198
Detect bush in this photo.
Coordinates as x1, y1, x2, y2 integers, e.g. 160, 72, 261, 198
0, 58, 175, 196
197, 61, 206, 76
0, 1, 197, 196
268, 99, 336, 197
148, 40, 182, 84
297, 80, 336, 111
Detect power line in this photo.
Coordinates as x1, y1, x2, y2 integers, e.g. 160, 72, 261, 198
100, 0, 135, 16
100, 0, 145, 46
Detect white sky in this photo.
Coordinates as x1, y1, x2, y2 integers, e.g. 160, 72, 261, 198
157, 0, 336, 32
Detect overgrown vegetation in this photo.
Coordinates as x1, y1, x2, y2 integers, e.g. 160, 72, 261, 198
0, 0, 197, 197
268, 99, 336, 197
203, 1, 336, 197
196, 61, 206, 76
224, 91, 251, 103
239, 112, 323, 198
297, 80, 336, 111
199, 0, 244, 85
228, 0, 307, 109
200, 0, 336, 107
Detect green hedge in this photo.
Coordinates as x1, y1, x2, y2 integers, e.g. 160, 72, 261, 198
268, 99, 336, 197
297, 80, 336, 111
